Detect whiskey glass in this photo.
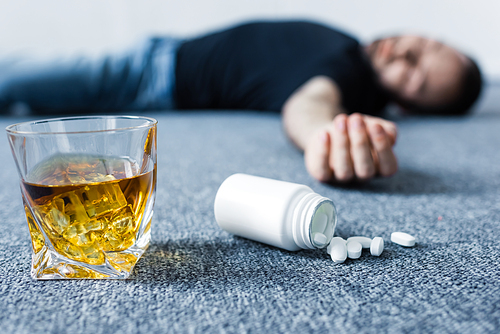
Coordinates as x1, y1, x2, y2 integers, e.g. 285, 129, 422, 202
6, 116, 157, 279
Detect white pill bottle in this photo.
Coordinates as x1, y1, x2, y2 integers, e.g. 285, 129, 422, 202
214, 173, 337, 251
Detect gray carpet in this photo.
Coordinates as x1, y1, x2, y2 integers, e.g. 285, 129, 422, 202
1, 90, 500, 333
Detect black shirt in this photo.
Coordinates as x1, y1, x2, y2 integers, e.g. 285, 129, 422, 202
175, 21, 387, 114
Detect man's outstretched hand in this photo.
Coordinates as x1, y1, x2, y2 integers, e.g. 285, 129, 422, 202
304, 113, 398, 183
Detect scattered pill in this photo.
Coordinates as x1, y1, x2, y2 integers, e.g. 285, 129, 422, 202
391, 232, 416, 247
313, 232, 327, 246
326, 233, 415, 264
346, 236, 372, 249
370, 237, 384, 256
328, 237, 347, 263
346, 240, 362, 259
326, 237, 346, 255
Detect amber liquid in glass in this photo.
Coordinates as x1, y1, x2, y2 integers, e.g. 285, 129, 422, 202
21, 154, 155, 278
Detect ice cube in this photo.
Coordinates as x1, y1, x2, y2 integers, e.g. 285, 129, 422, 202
84, 219, 106, 231
63, 223, 87, 240
49, 208, 69, 234
77, 183, 127, 218
61, 192, 92, 225
110, 208, 135, 234
102, 230, 135, 252
55, 238, 84, 261
81, 245, 104, 265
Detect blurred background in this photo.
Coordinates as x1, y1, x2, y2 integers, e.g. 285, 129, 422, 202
0, 0, 498, 107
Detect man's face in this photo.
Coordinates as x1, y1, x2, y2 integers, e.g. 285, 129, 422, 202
366, 35, 466, 110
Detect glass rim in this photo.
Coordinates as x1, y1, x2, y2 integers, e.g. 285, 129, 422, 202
5, 115, 157, 135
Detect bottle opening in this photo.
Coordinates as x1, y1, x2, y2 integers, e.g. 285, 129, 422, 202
310, 200, 336, 248
292, 193, 337, 250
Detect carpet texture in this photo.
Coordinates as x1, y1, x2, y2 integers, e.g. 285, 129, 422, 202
1, 103, 499, 333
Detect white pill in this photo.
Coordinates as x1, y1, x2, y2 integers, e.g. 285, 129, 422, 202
326, 237, 346, 255
346, 236, 372, 248
328, 237, 347, 263
313, 232, 327, 246
312, 213, 328, 233
370, 237, 384, 256
346, 240, 362, 259
391, 232, 416, 247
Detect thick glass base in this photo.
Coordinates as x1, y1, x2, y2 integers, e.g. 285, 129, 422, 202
30, 229, 150, 279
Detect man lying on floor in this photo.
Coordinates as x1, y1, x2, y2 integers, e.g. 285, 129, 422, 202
0, 20, 483, 183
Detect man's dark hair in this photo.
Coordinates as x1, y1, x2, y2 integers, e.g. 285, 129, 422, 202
401, 56, 483, 116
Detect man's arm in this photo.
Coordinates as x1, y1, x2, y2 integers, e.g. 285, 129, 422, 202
282, 76, 343, 149
282, 75, 398, 182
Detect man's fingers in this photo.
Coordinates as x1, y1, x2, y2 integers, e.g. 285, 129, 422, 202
363, 115, 398, 146
305, 129, 333, 182
348, 114, 376, 180
368, 123, 398, 177
305, 114, 397, 183
330, 114, 354, 182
